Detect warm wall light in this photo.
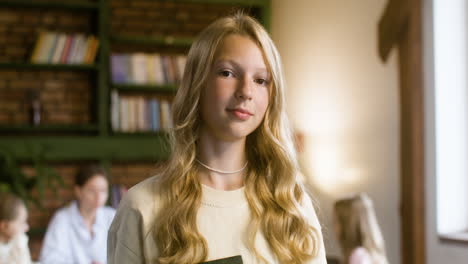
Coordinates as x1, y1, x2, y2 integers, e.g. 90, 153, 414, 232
299, 138, 365, 196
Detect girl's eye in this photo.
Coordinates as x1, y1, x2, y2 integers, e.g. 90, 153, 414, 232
255, 78, 269, 86
219, 70, 233, 77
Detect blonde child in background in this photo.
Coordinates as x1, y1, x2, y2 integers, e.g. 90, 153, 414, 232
334, 193, 389, 264
0, 192, 32, 264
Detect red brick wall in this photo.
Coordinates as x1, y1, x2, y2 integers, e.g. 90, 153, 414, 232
110, 0, 248, 38
0, 70, 92, 125
0, 6, 94, 126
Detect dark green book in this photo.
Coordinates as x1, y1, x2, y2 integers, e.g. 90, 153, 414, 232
200, 255, 243, 264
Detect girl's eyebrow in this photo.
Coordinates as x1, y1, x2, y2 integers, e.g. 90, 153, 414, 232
215, 59, 268, 75
214, 59, 241, 71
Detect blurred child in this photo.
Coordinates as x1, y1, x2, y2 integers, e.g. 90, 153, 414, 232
334, 193, 389, 264
0, 192, 32, 264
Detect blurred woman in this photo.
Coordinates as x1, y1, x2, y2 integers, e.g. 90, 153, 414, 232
40, 165, 115, 264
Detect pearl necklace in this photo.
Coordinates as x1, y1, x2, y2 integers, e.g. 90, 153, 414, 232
195, 159, 248, 174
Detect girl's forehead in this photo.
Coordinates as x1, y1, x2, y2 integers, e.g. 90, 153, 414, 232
213, 35, 270, 72
216, 34, 257, 55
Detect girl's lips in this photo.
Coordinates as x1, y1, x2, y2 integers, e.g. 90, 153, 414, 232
227, 108, 253, 120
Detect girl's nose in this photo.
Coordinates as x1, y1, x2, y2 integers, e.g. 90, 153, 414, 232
236, 77, 253, 100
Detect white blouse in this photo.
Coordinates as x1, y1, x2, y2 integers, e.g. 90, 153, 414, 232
0, 233, 32, 264
39, 201, 115, 264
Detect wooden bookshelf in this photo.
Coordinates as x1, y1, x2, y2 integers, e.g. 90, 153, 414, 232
0, 124, 99, 133
111, 35, 193, 47
0, 0, 99, 10
0, 0, 272, 158
0, 135, 170, 161
112, 83, 177, 94
0, 62, 99, 71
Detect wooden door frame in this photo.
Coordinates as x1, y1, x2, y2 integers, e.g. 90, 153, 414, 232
378, 0, 426, 264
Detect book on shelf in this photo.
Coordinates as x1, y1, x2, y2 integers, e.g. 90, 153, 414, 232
161, 55, 171, 84
146, 54, 165, 85
136, 96, 146, 131
33, 32, 55, 63
176, 55, 187, 80
30, 31, 46, 62
85, 35, 99, 63
111, 92, 170, 133
152, 54, 165, 85
111, 90, 120, 131
127, 98, 136, 132
30, 32, 99, 65
160, 99, 173, 131
60, 35, 73, 63
70, 34, 86, 64
146, 54, 156, 84
131, 53, 148, 84
118, 97, 129, 132
110, 53, 186, 86
150, 99, 160, 131
51, 33, 67, 63
111, 54, 130, 83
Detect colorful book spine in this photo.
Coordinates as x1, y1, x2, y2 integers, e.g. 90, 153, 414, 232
30, 32, 99, 65
150, 98, 160, 131
111, 54, 129, 83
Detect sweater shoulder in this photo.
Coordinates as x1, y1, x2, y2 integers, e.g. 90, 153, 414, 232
123, 175, 161, 210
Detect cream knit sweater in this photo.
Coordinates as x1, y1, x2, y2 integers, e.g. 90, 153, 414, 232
107, 176, 327, 264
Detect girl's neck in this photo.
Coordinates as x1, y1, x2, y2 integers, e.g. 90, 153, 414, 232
197, 132, 247, 190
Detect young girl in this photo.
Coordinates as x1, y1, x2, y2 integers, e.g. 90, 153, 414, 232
0, 192, 32, 264
334, 193, 389, 264
40, 165, 115, 264
108, 13, 326, 264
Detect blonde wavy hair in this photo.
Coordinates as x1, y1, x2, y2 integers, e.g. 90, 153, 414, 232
154, 13, 320, 264
334, 193, 389, 264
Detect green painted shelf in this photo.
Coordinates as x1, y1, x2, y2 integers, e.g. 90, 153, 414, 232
0, 124, 99, 133
0, 0, 99, 10
0, 62, 99, 71
110, 35, 194, 47
0, 135, 170, 161
178, 0, 269, 6
112, 131, 166, 136
112, 83, 177, 94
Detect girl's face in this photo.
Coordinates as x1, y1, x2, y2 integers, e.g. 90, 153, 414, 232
200, 34, 271, 141
0, 205, 29, 241
75, 174, 108, 212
